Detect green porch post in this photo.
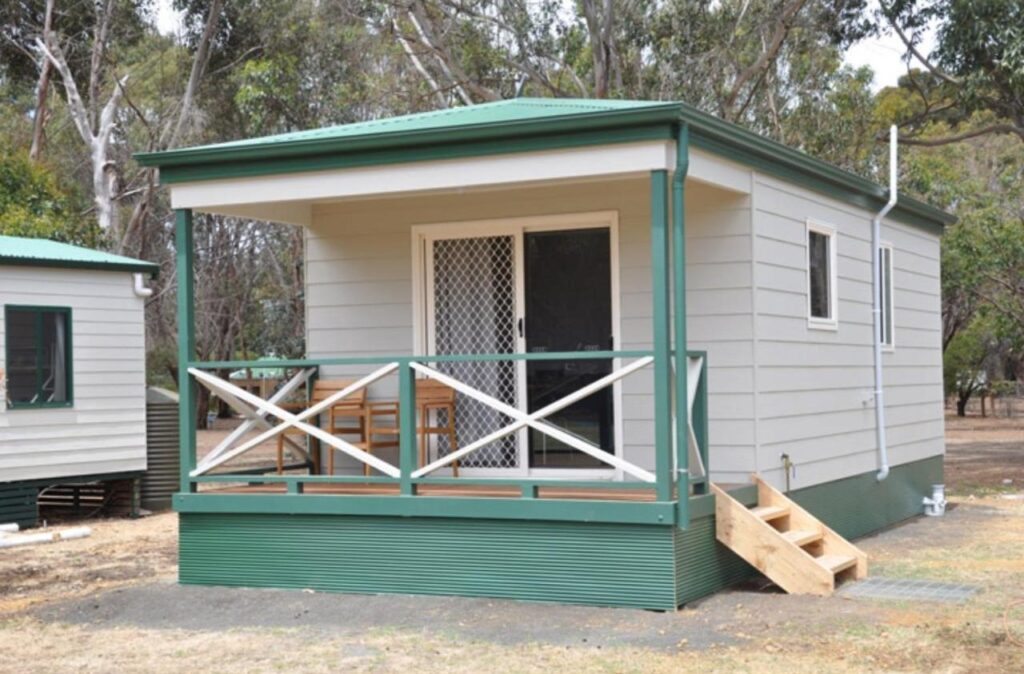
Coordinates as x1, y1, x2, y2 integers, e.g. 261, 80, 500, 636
398, 361, 417, 495
650, 170, 673, 504
672, 123, 692, 525
176, 209, 197, 493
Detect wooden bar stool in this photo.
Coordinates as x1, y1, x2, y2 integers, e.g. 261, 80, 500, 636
416, 379, 459, 477
365, 380, 459, 477
276, 379, 367, 474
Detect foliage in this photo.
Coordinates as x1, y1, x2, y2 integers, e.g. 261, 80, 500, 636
0, 147, 96, 244
943, 317, 993, 416
881, 0, 1024, 143
1, 0, 1022, 406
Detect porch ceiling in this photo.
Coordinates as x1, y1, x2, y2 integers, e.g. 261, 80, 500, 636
166, 143, 750, 227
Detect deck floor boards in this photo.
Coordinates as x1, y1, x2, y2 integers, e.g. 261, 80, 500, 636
203, 482, 659, 502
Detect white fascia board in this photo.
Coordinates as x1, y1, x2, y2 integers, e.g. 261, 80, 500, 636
169, 141, 675, 213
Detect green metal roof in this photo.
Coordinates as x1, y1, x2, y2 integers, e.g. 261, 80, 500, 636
183, 98, 673, 152
0, 235, 159, 274
139, 99, 676, 164
135, 98, 954, 232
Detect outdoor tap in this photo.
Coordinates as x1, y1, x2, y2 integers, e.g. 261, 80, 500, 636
781, 453, 795, 493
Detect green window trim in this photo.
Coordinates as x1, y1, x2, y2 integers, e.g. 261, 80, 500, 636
3, 305, 74, 409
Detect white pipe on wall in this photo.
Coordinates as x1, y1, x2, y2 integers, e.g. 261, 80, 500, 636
133, 273, 153, 298
873, 126, 898, 482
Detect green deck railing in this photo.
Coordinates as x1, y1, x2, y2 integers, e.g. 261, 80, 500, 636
178, 348, 710, 527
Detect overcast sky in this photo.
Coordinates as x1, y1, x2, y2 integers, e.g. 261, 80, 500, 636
153, 1, 933, 94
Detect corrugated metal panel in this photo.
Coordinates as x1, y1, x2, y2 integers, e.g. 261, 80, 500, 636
790, 455, 942, 540
142, 389, 180, 511
0, 482, 39, 528
142, 99, 673, 154
180, 514, 678, 610
674, 515, 756, 606
0, 234, 157, 272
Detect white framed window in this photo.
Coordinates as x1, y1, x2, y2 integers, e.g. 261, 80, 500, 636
806, 220, 838, 330
879, 243, 895, 350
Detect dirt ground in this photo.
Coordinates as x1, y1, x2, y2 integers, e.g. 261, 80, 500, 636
1, 414, 1023, 673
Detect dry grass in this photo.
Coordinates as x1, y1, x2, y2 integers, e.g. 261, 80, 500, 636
0, 513, 177, 615
2, 420, 1024, 673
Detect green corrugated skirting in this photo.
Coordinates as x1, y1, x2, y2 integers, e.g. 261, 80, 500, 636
674, 515, 756, 605
177, 456, 942, 610
180, 514, 679, 610
0, 482, 39, 528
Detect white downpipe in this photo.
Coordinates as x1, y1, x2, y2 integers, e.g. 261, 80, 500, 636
873, 126, 898, 482
133, 273, 153, 298
0, 526, 91, 549
0, 523, 20, 533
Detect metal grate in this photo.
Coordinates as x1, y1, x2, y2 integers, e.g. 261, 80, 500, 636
432, 236, 519, 468
839, 577, 979, 603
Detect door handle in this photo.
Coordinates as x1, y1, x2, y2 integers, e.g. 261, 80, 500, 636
517, 317, 524, 338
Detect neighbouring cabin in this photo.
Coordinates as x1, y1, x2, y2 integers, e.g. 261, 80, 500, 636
0, 236, 157, 526
136, 99, 951, 610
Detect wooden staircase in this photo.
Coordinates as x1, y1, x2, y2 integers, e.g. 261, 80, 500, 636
711, 475, 867, 596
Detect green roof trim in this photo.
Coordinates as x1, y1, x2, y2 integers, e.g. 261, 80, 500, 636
0, 235, 159, 275
135, 98, 953, 232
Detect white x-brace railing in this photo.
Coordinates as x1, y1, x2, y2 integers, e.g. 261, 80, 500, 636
189, 363, 402, 478
186, 354, 696, 486
410, 357, 657, 482
198, 367, 316, 471
679, 354, 706, 481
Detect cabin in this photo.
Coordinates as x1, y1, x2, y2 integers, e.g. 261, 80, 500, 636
0, 236, 157, 526
136, 99, 952, 609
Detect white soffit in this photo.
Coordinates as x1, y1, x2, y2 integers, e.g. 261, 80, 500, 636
169, 140, 751, 225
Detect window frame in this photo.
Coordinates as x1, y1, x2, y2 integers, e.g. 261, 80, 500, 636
879, 242, 895, 351
806, 219, 839, 330
3, 305, 74, 410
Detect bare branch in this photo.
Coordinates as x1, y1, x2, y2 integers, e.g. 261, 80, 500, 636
391, 13, 449, 108
406, 4, 474, 104
884, 8, 960, 86
164, 0, 224, 148
891, 123, 1024, 147
29, 0, 55, 161
88, 0, 115, 128
721, 0, 808, 118
35, 37, 93, 146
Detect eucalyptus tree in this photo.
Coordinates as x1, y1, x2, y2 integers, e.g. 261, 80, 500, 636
881, 0, 1024, 144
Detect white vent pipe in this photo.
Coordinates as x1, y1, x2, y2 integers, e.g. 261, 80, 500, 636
133, 273, 153, 298
873, 126, 898, 482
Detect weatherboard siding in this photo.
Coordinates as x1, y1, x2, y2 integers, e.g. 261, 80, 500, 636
751, 174, 944, 490
0, 267, 147, 482
304, 177, 757, 478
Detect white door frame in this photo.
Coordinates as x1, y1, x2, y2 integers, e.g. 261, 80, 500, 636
411, 210, 624, 479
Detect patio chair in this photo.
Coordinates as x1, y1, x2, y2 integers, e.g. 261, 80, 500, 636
364, 379, 460, 477
276, 379, 368, 475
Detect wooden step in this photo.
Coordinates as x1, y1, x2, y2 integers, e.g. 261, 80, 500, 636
712, 476, 868, 596
749, 505, 788, 521
815, 554, 858, 574
782, 529, 822, 547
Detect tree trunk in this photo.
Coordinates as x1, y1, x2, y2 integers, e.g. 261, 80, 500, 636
956, 392, 969, 417
196, 385, 211, 430
29, 0, 55, 161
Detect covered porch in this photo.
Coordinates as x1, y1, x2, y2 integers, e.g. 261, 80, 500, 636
140, 99, 757, 609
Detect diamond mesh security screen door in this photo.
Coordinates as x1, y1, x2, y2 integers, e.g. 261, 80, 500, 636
430, 235, 520, 469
